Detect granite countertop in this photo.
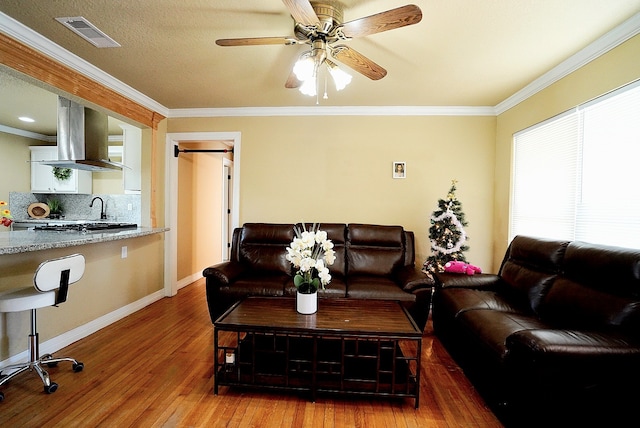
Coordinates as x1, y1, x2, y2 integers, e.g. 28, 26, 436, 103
0, 227, 169, 255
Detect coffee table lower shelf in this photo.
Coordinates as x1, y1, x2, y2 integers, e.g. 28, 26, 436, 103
215, 332, 420, 407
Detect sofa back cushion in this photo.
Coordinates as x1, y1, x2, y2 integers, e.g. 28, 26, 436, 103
239, 223, 294, 274
539, 241, 640, 332
498, 235, 569, 313
562, 241, 640, 296
347, 224, 404, 276
404, 231, 416, 267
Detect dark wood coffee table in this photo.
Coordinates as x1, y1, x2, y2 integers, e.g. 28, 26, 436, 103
213, 297, 422, 407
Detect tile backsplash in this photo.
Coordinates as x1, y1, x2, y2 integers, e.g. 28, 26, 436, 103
9, 192, 141, 224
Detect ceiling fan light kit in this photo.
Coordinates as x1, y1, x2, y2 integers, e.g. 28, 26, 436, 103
293, 38, 350, 97
299, 77, 318, 97
327, 60, 351, 91
215, 0, 422, 100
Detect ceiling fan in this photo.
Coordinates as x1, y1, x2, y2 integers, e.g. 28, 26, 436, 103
216, 0, 423, 96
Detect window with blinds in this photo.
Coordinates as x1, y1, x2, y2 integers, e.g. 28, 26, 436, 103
510, 80, 640, 249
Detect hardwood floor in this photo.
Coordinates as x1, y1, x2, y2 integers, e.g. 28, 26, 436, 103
0, 279, 503, 427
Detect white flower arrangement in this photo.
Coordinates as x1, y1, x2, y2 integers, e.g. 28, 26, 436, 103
285, 223, 336, 294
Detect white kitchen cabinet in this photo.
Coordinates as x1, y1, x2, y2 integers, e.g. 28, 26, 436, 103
30, 146, 92, 194
120, 124, 141, 194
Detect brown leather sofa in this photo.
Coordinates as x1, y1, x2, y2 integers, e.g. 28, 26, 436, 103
433, 235, 640, 425
203, 223, 434, 331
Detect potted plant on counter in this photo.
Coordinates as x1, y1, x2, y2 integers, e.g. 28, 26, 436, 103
47, 198, 63, 219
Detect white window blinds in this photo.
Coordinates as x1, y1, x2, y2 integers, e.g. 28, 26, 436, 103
510, 80, 640, 249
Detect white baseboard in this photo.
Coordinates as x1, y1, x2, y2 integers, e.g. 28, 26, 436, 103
177, 272, 202, 290
0, 289, 165, 369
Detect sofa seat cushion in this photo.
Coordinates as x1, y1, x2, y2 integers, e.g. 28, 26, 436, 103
347, 276, 415, 302
318, 283, 347, 298
219, 273, 289, 298
282, 277, 347, 298
457, 309, 549, 361
438, 288, 531, 319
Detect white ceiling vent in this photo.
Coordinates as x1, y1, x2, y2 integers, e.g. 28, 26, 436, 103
55, 16, 121, 48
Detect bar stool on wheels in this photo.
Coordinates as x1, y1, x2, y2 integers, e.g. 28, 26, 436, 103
0, 254, 86, 401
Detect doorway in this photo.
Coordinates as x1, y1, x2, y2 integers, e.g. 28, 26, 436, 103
164, 132, 241, 297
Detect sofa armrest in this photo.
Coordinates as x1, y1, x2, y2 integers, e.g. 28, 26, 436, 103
395, 265, 434, 292
203, 261, 249, 323
203, 261, 246, 286
433, 272, 502, 290
505, 329, 640, 405
507, 329, 640, 359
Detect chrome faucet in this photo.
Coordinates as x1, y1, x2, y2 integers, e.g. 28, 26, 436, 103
90, 196, 107, 220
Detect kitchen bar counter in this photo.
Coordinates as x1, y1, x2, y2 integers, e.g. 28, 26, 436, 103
0, 227, 169, 255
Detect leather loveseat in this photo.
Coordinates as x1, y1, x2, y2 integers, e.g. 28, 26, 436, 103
203, 223, 434, 331
433, 235, 640, 425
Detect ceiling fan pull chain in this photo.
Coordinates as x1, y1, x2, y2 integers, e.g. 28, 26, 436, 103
323, 75, 328, 100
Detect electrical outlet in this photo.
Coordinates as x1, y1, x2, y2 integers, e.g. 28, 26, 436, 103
121, 246, 128, 259
127, 203, 132, 211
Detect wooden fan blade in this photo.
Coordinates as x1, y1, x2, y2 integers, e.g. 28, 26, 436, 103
331, 45, 387, 80
216, 37, 298, 46
282, 0, 320, 27
339, 4, 422, 38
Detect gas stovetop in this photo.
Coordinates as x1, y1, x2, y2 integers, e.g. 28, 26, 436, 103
33, 222, 138, 232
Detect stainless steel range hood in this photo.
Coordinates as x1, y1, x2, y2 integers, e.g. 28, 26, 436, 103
42, 97, 123, 172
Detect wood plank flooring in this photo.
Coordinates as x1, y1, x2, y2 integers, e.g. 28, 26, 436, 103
0, 279, 503, 427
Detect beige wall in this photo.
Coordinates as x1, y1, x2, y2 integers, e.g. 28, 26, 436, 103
0, 234, 164, 359
92, 170, 123, 194
493, 33, 640, 267
168, 115, 497, 273
0, 133, 32, 208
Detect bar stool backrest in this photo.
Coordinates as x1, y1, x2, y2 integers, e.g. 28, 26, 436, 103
33, 254, 85, 304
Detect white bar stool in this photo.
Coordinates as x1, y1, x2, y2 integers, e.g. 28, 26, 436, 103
0, 254, 86, 401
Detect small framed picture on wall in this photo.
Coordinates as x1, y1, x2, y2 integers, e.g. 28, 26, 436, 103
393, 161, 406, 179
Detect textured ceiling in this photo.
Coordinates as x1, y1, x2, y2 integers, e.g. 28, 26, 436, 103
1, 0, 640, 134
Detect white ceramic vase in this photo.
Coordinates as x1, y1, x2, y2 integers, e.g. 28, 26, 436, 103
296, 291, 318, 315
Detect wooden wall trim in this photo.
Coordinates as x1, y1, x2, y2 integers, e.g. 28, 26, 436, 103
0, 32, 165, 129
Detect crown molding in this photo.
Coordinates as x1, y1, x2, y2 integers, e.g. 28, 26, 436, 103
168, 105, 497, 118
0, 12, 169, 118
495, 11, 640, 115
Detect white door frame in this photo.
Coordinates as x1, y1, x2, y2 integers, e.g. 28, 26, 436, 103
164, 132, 241, 297
222, 158, 233, 261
